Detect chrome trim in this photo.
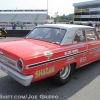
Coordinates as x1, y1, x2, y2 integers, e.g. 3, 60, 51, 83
26, 45, 100, 69
26, 50, 87, 69
16, 59, 24, 72
0, 54, 16, 69
0, 62, 33, 86
60, 64, 71, 79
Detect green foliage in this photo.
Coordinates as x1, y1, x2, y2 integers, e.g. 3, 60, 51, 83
48, 13, 74, 23
46, 15, 50, 19
69, 20, 74, 24
16, 21, 23, 25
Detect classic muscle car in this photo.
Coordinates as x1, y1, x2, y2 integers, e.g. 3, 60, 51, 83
0, 24, 99, 86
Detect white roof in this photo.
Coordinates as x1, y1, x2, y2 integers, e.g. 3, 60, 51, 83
37, 24, 92, 29
36, 24, 94, 45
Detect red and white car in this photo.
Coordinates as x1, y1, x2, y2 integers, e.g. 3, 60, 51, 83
0, 24, 99, 86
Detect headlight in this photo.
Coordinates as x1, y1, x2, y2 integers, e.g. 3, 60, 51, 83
16, 59, 24, 72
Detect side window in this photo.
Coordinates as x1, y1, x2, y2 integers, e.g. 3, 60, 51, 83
85, 29, 97, 41
74, 29, 86, 43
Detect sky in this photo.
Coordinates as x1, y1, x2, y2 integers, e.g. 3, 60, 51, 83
0, 0, 92, 16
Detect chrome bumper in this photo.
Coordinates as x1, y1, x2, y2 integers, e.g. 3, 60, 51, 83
0, 62, 33, 86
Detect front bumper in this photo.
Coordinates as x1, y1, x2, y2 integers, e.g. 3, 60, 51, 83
0, 62, 33, 86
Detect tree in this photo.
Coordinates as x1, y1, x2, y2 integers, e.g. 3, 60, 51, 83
46, 15, 50, 19
48, 13, 74, 23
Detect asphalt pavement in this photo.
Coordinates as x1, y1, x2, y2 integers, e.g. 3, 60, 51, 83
0, 37, 100, 100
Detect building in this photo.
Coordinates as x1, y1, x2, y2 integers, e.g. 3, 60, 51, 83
45, 19, 54, 23
73, 0, 100, 24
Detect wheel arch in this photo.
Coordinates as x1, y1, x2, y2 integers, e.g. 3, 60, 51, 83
52, 62, 77, 85
71, 62, 77, 70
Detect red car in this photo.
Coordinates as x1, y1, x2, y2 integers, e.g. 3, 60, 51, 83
0, 24, 99, 86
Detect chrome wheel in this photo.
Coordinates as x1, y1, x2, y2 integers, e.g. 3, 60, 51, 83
52, 64, 74, 85
60, 65, 71, 79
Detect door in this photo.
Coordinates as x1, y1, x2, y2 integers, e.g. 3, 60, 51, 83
85, 28, 100, 62
73, 29, 89, 67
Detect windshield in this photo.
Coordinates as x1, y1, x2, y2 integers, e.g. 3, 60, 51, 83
26, 27, 66, 44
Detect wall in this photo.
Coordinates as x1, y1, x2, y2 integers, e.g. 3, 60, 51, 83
6, 30, 31, 37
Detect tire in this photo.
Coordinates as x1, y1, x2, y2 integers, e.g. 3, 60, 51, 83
52, 64, 75, 86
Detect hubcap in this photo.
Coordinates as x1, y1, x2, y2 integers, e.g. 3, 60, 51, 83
60, 65, 71, 79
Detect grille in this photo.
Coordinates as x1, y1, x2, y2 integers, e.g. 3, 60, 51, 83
0, 54, 16, 69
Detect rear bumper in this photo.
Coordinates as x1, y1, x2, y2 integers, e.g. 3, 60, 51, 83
0, 62, 33, 86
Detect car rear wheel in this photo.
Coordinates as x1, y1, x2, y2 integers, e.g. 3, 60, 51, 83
52, 64, 75, 86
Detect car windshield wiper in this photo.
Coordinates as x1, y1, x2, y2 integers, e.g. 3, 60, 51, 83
27, 37, 54, 43
52, 42, 60, 44
26, 37, 60, 44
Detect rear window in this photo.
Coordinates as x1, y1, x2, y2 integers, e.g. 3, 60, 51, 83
85, 29, 97, 41
26, 27, 66, 44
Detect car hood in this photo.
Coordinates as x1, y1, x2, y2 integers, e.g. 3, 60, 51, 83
0, 38, 58, 58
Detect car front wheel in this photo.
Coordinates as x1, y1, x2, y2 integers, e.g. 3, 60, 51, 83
52, 64, 75, 85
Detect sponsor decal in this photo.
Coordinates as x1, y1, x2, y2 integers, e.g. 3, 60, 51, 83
35, 66, 55, 78
64, 49, 78, 56
90, 51, 93, 54
89, 48, 100, 56
80, 57, 86, 63
93, 45, 100, 48
44, 51, 53, 60
94, 53, 98, 57
56, 44, 84, 52
67, 57, 74, 62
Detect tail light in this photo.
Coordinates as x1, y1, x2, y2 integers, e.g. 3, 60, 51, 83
16, 59, 24, 72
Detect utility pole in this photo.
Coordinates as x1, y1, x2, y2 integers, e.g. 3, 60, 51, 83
55, 12, 58, 23
47, 0, 48, 16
